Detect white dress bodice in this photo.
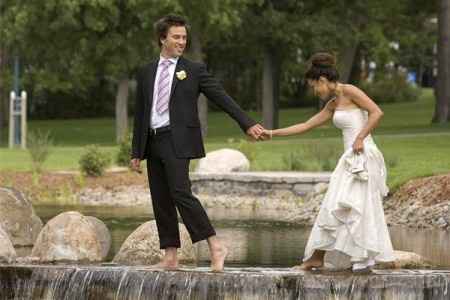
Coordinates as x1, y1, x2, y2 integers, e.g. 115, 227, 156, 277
332, 108, 376, 150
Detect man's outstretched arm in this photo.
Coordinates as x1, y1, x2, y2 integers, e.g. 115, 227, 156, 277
198, 63, 264, 139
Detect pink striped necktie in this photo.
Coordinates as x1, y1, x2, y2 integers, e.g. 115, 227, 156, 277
155, 59, 173, 114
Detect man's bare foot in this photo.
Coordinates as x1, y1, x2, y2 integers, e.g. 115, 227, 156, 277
292, 259, 324, 271
149, 258, 179, 270
210, 245, 228, 272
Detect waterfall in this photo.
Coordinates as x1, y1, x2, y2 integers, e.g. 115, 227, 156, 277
1, 265, 449, 299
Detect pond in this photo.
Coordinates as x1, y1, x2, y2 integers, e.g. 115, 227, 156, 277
34, 205, 450, 268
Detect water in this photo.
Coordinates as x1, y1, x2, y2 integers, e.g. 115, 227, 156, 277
33, 205, 450, 267
1, 265, 450, 299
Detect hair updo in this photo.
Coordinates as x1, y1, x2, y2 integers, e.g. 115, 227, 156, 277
305, 52, 339, 82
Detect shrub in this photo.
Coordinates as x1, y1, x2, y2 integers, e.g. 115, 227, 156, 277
361, 72, 420, 103
283, 141, 341, 171
236, 139, 257, 162
79, 145, 111, 177
27, 130, 53, 173
116, 133, 132, 167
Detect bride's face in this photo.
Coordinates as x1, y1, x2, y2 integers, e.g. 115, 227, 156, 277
307, 78, 331, 100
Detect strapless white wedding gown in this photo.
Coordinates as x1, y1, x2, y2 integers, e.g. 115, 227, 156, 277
303, 108, 395, 268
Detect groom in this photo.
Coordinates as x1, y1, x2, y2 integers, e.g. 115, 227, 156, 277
130, 14, 264, 271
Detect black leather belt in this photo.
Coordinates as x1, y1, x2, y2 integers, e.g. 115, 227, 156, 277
149, 125, 171, 136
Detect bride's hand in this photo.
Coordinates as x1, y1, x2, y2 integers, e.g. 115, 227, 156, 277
260, 129, 273, 141
352, 137, 364, 154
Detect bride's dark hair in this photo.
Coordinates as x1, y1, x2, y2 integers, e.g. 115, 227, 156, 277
305, 52, 339, 82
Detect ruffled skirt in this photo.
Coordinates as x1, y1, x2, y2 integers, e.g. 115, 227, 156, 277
303, 144, 395, 265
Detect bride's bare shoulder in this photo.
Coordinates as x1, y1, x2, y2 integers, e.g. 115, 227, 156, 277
342, 84, 368, 97
342, 84, 360, 94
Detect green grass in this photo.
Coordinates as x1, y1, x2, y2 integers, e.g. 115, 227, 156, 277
1, 88, 449, 189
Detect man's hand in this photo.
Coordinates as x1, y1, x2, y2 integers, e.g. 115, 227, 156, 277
246, 124, 265, 141
130, 158, 142, 173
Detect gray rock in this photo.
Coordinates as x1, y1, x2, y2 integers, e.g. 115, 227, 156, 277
377, 250, 431, 269
85, 216, 111, 259
0, 187, 43, 246
0, 225, 16, 263
31, 211, 110, 262
195, 149, 250, 173
113, 221, 197, 265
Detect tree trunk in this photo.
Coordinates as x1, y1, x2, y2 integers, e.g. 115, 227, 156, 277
115, 78, 129, 143
433, 0, 450, 123
189, 29, 208, 138
0, 47, 7, 145
348, 45, 363, 84
262, 47, 279, 129
339, 41, 359, 83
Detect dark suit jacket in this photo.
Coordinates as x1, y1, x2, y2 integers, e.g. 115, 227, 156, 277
131, 56, 257, 160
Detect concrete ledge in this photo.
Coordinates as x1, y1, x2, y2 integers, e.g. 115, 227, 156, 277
0, 265, 449, 299
190, 172, 331, 197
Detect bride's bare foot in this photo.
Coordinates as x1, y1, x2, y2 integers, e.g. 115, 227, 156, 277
292, 259, 324, 271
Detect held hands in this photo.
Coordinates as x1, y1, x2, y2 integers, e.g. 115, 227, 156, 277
246, 124, 273, 141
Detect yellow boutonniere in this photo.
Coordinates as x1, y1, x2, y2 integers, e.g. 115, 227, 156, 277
176, 70, 187, 80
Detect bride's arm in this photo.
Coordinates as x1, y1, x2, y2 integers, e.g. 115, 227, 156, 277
270, 105, 334, 137
346, 85, 384, 140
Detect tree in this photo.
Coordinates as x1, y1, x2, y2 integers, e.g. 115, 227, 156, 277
434, 0, 450, 123
171, 0, 249, 137
1, 1, 163, 142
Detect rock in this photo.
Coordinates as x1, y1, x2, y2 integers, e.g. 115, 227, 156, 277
195, 149, 250, 173
0, 187, 43, 246
15, 256, 40, 264
31, 211, 110, 262
113, 221, 197, 265
85, 216, 111, 258
0, 225, 16, 263
377, 250, 431, 269
313, 183, 329, 195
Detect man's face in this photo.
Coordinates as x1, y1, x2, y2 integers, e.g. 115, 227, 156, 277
161, 26, 187, 58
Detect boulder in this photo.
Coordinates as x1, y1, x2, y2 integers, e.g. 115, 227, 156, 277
31, 211, 110, 262
113, 221, 197, 265
195, 149, 250, 173
0, 225, 16, 263
0, 187, 43, 246
377, 250, 432, 269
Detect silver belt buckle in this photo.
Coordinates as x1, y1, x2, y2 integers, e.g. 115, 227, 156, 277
153, 128, 157, 135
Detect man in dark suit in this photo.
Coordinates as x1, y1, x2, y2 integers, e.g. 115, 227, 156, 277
130, 14, 264, 271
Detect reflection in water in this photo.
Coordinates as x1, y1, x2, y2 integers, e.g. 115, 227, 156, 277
390, 226, 450, 267
34, 205, 450, 267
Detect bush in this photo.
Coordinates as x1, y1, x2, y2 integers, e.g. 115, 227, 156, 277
361, 72, 420, 103
116, 134, 132, 167
236, 139, 257, 162
283, 141, 341, 171
79, 145, 111, 177
27, 130, 53, 173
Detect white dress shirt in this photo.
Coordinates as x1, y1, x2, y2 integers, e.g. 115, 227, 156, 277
150, 56, 179, 129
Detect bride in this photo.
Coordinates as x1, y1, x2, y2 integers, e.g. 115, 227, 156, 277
262, 52, 395, 272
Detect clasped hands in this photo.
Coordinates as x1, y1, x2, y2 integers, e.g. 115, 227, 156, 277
246, 124, 272, 141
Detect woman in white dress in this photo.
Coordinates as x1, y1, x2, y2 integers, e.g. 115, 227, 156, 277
262, 52, 395, 272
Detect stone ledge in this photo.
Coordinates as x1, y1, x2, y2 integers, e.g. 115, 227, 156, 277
0, 265, 449, 299
190, 172, 332, 198
190, 171, 332, 184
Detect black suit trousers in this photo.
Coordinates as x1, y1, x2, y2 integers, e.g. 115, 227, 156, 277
146, 130, 216, 249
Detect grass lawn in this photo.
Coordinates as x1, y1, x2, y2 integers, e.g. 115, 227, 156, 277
1, 88, 449, 190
